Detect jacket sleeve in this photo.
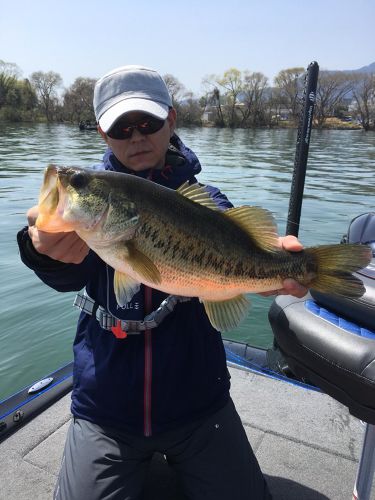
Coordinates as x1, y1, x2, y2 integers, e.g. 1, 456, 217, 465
17, 226, 99, 292
204, 185, 234, 211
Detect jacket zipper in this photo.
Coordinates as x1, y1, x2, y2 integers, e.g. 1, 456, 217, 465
143, 286, 153, 436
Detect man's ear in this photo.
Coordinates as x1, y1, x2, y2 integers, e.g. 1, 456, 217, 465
98, 125, 109, 143
167, 108, 177, 137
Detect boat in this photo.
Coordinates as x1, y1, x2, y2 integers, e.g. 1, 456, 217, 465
0, 362, 73, 443
0, 343, 315, 445
78, 121, 97, 131
1, 230, 374, 498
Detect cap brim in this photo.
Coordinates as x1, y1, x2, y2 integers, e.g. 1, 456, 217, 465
99, 99, 170, 133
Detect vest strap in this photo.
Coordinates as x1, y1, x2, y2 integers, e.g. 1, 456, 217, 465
73, 290, 191, 334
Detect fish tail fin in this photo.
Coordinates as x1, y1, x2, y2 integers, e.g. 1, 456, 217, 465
306, 244, 372, 298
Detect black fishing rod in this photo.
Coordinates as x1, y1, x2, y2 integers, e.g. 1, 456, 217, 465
286, 61, 319, 237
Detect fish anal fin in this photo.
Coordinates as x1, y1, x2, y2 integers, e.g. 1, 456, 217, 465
114, 271, 141, 307
202, 294, 251, 332
126, 242, 162, 285
224, 206, 279, 252
177, 182, 219, 211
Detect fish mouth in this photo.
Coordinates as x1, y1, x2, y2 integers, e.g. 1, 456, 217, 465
36, 165, 80, 232
39, 166, 77, 215
40, 165, 84, 209
38, 165, 60, 214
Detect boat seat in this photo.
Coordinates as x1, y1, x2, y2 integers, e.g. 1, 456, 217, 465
269, 212, 375, 498
269, 212, 375, 423
268, 261, 375, 423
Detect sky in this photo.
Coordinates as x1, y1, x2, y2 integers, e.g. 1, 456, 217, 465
1, 0, 374, 96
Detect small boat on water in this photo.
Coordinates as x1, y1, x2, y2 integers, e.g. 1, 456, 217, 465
78, 121, 97, 131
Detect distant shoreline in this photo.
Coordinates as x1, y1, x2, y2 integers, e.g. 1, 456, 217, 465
0, 119, 366, 131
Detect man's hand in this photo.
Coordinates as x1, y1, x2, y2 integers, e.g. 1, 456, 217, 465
27, 205, 89, 264
260, 235, 307, 299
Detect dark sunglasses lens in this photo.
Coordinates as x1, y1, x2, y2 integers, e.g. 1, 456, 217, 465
107, 124, 132, 140
138, 118, 165, 134
107, 117, 165, 140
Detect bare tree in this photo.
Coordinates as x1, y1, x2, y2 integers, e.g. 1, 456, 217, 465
274, 67, 305, 121
351, 73, 375, 131
216, 68, 243, 127
177, 91, 203, 126
163, 73, 196, 127
30, 71, 63, 122
63, 77, 96, 123
262, 88, 282, 127
239, 71, 268, 127
315, 71, 354, 129
202, 69, 243, 127
202, 69, 271, 128
163, 73, 187, 108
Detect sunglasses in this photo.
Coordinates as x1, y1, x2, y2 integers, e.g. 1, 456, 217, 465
107, 116, 166, 140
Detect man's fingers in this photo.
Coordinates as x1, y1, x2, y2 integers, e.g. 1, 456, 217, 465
27, 226, 89, 264
259, 279, 308, 299
279, 235, 304, 252
281, 278, 308, 298
48, 232, 89, 263
259, 237, 306, 298
259, 290, 284, 297
27, 206, 39, 226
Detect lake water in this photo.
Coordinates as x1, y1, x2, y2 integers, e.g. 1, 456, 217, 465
0, 123, 374, 400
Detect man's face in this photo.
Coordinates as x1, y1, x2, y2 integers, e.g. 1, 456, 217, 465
99, 109, 177, 171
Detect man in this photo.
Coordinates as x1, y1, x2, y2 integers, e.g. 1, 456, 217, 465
18, 65, 306, 500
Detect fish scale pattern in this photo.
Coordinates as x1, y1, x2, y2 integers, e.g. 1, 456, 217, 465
306, 299, 375, 339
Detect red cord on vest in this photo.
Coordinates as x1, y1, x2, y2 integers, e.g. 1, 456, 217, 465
111, 320, 128, 339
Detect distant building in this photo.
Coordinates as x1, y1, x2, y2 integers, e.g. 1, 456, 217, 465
202, 106, 217, 124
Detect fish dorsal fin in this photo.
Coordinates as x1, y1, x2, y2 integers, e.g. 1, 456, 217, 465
224, 206, 279, 252
202, 294, 251, 332
177, 182, 219, 211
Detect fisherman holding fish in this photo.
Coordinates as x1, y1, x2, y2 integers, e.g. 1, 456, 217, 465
17, 65, 370, 500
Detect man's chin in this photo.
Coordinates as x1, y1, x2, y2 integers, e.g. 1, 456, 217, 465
128, 154, 163, 171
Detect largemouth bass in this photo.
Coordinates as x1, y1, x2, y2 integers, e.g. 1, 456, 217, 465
35, 165, 371, 332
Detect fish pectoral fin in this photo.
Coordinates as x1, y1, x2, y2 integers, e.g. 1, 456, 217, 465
224, 206, 279, 252
126, 242, 162, 285
202, 294, 251, 332
114, 271, 141, 307
177, 182, 220, 211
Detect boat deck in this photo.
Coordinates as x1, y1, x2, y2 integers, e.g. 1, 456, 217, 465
1, 366, 373, 500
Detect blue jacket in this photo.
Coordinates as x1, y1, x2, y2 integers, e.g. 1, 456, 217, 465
17, 135, 232, 436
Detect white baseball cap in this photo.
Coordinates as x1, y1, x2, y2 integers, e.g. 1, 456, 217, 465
94, 65, 172, 133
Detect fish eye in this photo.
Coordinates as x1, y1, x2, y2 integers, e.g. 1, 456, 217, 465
70, 172, 87, 190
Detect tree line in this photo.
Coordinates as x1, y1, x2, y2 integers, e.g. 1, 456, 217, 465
1, 60, 374, 131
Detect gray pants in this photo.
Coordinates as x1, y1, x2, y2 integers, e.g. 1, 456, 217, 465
54, 398, 271, 500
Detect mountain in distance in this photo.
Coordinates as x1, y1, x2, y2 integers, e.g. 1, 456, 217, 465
342, 61, 375, 74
